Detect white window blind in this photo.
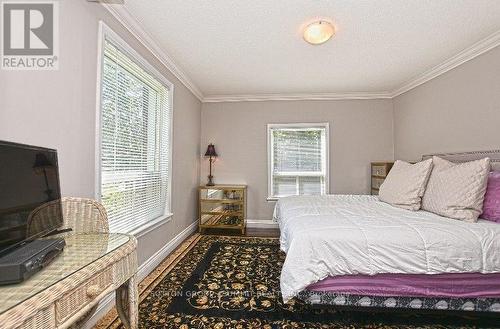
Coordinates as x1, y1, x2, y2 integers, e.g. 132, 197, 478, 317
268, 124, 328, 198
99, 36, 171, 233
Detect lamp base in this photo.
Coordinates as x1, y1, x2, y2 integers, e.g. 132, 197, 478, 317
206, 175, 215, 186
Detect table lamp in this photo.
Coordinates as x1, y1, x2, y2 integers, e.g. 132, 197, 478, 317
204, 143, 218, 186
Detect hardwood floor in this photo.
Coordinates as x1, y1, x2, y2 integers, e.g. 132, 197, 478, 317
245, 227, 280, 237
201, 227, 280, 237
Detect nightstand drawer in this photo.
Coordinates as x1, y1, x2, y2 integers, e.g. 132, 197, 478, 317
200, 189, 244, 201
371, 177, 385, 189
55, 267, 113, 324
200, 214, 243, 227
372, 164, 390, 177
201, 201, 243, 214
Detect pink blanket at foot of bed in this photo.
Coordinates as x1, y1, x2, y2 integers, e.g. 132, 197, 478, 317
306, 273, 500, 298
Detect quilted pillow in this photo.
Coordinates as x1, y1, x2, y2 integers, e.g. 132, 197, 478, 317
378, 159, 433, 211
480, 171, 500, 222
422, 156, 491, 222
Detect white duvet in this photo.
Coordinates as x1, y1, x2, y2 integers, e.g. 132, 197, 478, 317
275, 195, 500, 303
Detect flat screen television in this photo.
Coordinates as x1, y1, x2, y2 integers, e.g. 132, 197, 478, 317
0, 141, 63, 257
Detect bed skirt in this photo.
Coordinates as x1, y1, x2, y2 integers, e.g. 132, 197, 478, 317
297, 291, 500, 312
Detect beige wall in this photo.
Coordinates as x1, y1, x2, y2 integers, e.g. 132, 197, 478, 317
201, 100, 394, 220
0, 1, 201, 265
393, 46, 500, 161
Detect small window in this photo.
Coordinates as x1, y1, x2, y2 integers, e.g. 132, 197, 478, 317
97, 24, 172, 233
268, 123, 329, 199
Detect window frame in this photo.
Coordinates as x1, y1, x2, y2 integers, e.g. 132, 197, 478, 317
267, 123, 330, 201
94, 21, 174, 235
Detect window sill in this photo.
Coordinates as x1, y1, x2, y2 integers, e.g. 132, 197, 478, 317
129, 213, 173, 237
267, 193, 330, 202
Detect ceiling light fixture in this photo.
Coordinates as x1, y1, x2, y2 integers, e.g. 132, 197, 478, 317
303, 20, 335, 45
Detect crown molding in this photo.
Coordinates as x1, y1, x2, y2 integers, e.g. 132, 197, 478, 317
391, 29, 500, 98
203, 29, 500, 103
203, 92, 393, 103
101, 4, 204, 101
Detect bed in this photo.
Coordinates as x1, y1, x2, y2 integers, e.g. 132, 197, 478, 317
275, 151, 500, 312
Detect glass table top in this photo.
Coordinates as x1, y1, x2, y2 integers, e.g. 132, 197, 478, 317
0, 233, 130, 314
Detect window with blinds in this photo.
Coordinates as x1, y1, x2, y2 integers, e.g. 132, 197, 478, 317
98, 35, 172, 233
268, 124, 329, 199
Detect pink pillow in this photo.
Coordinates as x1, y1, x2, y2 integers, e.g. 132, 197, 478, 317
481, 171, 500, 222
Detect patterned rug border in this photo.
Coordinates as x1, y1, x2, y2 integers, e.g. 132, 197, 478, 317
93, 234, 278, 329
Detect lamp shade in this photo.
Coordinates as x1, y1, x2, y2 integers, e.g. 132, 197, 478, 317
204, 143, 218, 157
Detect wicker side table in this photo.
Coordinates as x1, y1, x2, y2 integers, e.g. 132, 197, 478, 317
0, 233, 138, 329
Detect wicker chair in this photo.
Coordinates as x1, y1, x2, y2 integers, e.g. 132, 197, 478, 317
26, 197, 109, 328
27, 197, 109, 236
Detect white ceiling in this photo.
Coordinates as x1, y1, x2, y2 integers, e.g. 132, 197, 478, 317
122, 0, 500, 99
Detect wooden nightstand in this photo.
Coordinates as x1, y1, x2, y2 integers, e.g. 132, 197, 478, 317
371, 162, 394, 195
199, 185, 247, 234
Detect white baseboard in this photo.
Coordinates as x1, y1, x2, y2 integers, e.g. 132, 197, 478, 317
246, 219, 279, 229
83, 220, 198, 329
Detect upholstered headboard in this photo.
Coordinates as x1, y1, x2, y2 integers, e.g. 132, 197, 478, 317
422, 150, 500, 171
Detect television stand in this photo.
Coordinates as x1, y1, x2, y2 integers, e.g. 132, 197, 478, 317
0, 238, 65, 285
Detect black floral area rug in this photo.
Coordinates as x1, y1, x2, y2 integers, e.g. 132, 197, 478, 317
95, 235, 499, 329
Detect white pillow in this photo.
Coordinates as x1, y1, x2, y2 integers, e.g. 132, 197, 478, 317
421, 156, 490, 222
378, 159, 433, 211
